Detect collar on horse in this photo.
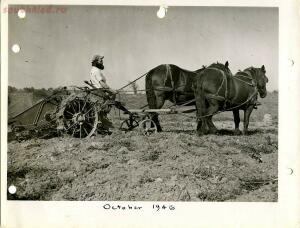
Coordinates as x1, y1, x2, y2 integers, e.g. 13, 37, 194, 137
230, 70, 259, 109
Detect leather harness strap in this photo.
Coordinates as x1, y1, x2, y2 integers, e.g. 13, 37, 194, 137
165, 64, 177, 105
205, 67, 259, 110
234, 70, 256, 87
207, 67, 229, 109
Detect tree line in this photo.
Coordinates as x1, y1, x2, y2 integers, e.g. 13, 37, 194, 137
8, 86, 68, 97
8, 81, 140, 96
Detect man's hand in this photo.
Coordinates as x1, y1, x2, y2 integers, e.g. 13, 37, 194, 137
106, 88, 116, 100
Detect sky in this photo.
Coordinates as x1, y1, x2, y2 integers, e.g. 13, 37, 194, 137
8, 6, 278, 91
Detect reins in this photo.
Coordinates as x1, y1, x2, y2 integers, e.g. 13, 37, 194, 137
233, 70, 256, 87
116, 71, 149, 93
233, 77, 255, 86
113, 66, 260, 120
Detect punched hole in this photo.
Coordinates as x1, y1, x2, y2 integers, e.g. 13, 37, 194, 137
8, 185, 17, 194
284, 168, 294, 175
18, 9, 26, 19
287, 168, 293, 175
157, 5, 168, 19
12, 44, 21, 53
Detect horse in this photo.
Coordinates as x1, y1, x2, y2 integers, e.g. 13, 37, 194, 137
145, 64, 205, 131
194, 62, 268, 136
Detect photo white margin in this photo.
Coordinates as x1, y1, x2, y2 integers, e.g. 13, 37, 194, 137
1, 0, 300, 227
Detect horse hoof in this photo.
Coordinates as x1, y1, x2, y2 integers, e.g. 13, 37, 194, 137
242, 130, 248, 135
157, 127, 163, 132
234, 129, 242, 135
197, 131, 204, 136
209, 129, 218, 134
203, 129, 210, 135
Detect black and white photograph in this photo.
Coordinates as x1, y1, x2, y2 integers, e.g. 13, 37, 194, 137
6, 5, 279, 203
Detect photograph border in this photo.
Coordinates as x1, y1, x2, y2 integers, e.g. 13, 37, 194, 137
1, 0, 300, 227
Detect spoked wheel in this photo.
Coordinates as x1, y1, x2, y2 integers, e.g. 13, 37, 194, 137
120, 119, 139, 132
62, 97, 98, 138
139, 119, 157, 136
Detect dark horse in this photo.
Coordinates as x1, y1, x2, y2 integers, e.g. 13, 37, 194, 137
146, 64, 204, 131
195, 62, 268, 135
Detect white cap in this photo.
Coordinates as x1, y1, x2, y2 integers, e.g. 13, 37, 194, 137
92, 55, 104, 61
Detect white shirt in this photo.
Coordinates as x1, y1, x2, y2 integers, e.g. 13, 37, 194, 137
90, 66, 109, 89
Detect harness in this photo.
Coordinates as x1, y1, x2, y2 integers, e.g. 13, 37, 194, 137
165, 64, 177, 105
205, 67, 230, 109
205, 67, 258, 113
167, 67, 259, 120
234, 70, 257, 87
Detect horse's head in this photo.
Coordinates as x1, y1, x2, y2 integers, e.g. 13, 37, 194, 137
249, 65, 269, 98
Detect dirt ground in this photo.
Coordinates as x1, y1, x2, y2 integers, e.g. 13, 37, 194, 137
7, 92, 278, 201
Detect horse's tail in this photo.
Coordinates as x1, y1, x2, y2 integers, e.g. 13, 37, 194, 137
145, 68, 157, 108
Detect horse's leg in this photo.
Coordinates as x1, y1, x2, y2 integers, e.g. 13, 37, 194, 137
196, 114, 206, 135
207, 116, 218, 134
243, 105, 254, 135
195, 102, 208, 135
196, 120, 202, 131
204, 99, 219, 134
197, 114, 211, 135
151, 92, 165, 132
196, 118, 207, 136
233, 109, 242, 135
195, 96, 207, 136
195, 103, 203, 133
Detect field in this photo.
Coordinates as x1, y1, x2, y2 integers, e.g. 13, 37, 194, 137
7, 92, 278, 201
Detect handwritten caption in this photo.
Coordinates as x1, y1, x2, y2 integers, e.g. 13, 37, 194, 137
103, 203, 175, 211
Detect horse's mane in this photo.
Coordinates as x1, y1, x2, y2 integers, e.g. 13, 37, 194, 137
209, 62, 224, 68
195, 65, 206, 73
242, 67, 261, 77
245, 66, 255, 72
208, 62, 232, 75
235, 66, 268, 85
236, 67, 264, 81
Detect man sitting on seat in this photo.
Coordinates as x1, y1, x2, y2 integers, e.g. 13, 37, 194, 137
89, 55, 130, 132
89, 54, 117, 132
90, 55, 116, 97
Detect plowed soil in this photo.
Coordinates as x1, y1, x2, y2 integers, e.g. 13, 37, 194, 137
7, 92, 278, 201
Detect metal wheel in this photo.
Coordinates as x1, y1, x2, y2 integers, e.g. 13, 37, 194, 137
61, 97, 98, 138
139, 119, 157, 136
120, 119, 139, 132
